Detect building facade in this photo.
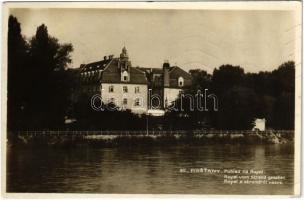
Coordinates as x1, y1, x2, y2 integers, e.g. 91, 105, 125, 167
79, 47, 192, 114
141, 61, 192, 109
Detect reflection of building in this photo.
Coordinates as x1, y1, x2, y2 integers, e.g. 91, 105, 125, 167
79, 47, 192, 114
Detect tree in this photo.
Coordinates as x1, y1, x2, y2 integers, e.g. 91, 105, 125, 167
7, 15, 29, 130
74, 94, 146, 130
272, 61, 295, 96
18, 23, 73, 129
271, 61, 295, 129
212, 65, 244, 94
189, 69, 212, 90
8, 18, 73, 130
214, 86, 258, 130
165, 61, 295, 130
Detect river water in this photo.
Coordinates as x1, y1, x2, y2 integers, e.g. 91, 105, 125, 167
6, 144, 294, 194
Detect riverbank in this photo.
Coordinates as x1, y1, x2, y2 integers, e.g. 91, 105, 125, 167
9, 130, 294, 147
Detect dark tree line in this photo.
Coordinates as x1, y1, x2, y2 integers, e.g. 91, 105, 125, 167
8, 15, 295, 131
167, 62, 295, 130
8, 15, 73, 131
73, 94, 147, 130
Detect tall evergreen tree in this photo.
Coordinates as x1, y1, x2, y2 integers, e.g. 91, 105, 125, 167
27, 24, 73, 129
8, 17, 73, 130
7, 15, 29, 130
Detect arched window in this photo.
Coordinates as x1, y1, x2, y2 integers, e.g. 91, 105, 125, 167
178, 77, 184, 87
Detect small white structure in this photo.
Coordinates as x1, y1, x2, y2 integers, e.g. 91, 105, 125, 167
147, 109, 165, 116
252, 118, 266, 131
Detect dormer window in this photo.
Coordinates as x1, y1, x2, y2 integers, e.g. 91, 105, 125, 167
121, 71, 129, 82
178, 77, 184, 87
178, 76, 184, 87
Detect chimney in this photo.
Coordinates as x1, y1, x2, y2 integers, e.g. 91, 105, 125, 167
104, 56, 107, 61
163, 61, 170, 87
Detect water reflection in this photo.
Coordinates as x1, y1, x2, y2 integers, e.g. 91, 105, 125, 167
7, 144, 294, 194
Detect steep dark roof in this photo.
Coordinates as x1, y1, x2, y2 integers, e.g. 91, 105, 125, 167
80, 59, 111, 72
152, 68, 163, 74
167, 66, 192, 88
169, 66, 192, 79
80, 58, 147, 85
136, 66, 192, 88
101, 58, 147, 84
80, 57, 191, 87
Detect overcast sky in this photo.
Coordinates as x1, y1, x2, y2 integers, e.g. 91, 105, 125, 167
10, 8, 298, 73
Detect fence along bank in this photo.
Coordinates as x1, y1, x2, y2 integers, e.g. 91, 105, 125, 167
12, 130, 294, 146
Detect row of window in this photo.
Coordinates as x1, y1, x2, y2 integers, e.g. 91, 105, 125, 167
81, 85, 100, 93
109, 98, 142, 106
109, 85, 140, 93
81, 70, 102, 77
152, 76, 185, 87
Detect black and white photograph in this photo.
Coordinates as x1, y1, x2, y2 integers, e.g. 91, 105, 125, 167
2, 1, 302, 197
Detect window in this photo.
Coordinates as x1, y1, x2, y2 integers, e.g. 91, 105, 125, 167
134, 98, 141, 107
121, 71, 129, 82
123, 98, 128, 105
123, 86, 128, 93
109, 85, 114, 93
178, 77, 184, 87
135, 86, 140, 93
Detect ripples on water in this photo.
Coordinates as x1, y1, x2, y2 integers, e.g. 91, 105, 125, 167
7, 144, 294, 194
